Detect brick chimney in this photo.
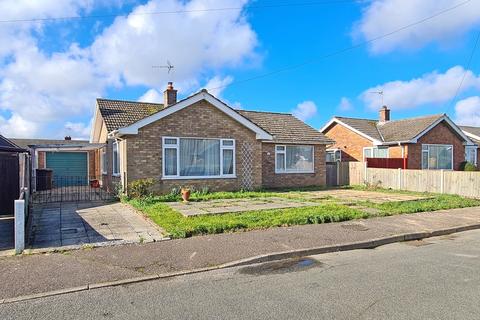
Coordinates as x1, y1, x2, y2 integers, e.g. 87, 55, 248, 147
64, 136, 72, 140
379, 106, 390, 122
163, 82, 177, 107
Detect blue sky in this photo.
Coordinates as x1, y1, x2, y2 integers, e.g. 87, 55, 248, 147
0, 0, 479, 139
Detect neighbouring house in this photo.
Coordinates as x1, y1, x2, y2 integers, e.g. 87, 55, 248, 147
0, 135, 27, 215
320, 106, 477, 171
90, 82, 333, 194
10, 137, 105, 188
460, 126, 480, 166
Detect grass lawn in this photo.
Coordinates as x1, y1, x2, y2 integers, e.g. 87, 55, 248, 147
127, 187, 480, 239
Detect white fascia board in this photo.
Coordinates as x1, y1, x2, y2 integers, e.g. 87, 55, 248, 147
463, 131, 480, 146
320, 118, 382, 145
411, 115, 475, 145
116, 91, 273, 141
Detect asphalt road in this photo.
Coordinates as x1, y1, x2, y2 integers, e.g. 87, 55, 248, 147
2, 229, 480, 320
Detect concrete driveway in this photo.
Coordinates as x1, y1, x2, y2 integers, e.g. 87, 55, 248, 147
29, 202, 164, 250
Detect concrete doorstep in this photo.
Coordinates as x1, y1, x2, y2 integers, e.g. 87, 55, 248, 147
0, 206, 480, 304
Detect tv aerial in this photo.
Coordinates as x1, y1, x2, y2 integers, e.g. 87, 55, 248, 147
152, 60, 174, 74
370, 90, 384, 105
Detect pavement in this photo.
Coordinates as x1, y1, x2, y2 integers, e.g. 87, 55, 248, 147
2, 229, 480, 319
28, 202, 164, 249
0, 206, 479, 302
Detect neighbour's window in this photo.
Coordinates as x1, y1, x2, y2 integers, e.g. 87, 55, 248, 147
275, 145, 314, 173
465, 146, 477, 166
326, 149, 341, 162
112, 141, 120, 175
363, 147, 388, 160
162, 137, 235, 178
101, 148, 107, 174
421, 144, 453, 170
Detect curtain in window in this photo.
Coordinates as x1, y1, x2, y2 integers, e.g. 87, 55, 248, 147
164, 148, 177, 176
179, 139, 220, 176
223, 149, 234, 175
286, 146, 313, 171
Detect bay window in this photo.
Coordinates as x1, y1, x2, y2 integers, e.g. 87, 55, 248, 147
112, 141, 120, 176
162, 137, 235, 179
465, 146, 477, 166
275, 145, 314, 173
421, 144, 453, 170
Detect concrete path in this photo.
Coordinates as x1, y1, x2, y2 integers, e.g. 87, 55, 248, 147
0, 206, 479, 301
28, 202, 164, 250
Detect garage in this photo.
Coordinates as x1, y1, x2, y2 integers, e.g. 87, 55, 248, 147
46, 152, 88, 186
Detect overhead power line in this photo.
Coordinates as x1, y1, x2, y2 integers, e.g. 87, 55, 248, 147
0, 0, 357, 24
208, 0, 472, 91
448, 30, 480, 109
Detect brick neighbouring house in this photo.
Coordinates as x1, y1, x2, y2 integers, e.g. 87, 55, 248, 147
320, 106, 478, 170
90, 83, 333, 194
460, 126, 480, 167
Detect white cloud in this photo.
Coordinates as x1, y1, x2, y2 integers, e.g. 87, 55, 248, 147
91, 0, 258, 90
292, 101, 317, 121
338, 97, 353, 111
360, 66, 480, 110
138, 89, 164, 104
63, 121, 92, 140
204, 75, 234, 97
353, 0, 480, 54
0, 0, 259, 139
454, 96, 480, 126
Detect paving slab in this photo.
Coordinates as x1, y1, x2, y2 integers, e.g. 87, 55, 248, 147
168, 197, 319, 216
27, 202, 164, 251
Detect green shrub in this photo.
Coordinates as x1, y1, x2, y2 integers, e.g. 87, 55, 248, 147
128, 178, 156, 198
459, 161, 478, 171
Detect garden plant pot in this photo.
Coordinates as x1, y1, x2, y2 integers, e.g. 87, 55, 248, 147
181, 189, 191, 202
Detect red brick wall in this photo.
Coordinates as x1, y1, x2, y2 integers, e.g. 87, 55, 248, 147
407, 121, 466, 170
261, 143, 326, 189
37, 151, 46, 168
323, 123, 374, 161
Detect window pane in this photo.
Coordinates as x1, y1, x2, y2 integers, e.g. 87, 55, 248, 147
222, 140, 234, 146
437, 146, 452, 169
466, 147, 476, 164
326, 151, 335, 162
223, 149, 234, 175
276, 153, 285, 171
113, 143, 120, 174
164, 148, 177, 176
179, 138, 220, 176
164, 138, 177, 145
375, 147, 388, 158
276, 146, 285, 152
364, 148, 372, 159
286, 146, 313, 172
422, 151, 429, 169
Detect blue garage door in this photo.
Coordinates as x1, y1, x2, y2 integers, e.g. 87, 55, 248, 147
46, 152, 88, 187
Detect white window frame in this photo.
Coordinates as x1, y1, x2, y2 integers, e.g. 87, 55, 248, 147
326, 149, 342, 162
465, 146, 478, 166
101, 147, 107, 175
363, 146, 389, 161
112, 141, 120, 176
421, 144, 454, 170
275, 145, 315, 174
162, 137, 236, 180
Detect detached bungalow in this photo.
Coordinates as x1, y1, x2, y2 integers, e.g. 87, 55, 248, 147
320, 106, 477, 170
90, 83, 333, 194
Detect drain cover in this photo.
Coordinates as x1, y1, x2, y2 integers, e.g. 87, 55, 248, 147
239, 258, 321, 275
341, 223, 369, 231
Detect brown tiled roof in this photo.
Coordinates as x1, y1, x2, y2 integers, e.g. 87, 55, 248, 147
460, 125, 480, 144
9, 138, 88, 148
97, 98, 164, 132
330, 114, 449, 143
378, 114, 444, 142
237, 110, 334, 144
334, 117, 383, 141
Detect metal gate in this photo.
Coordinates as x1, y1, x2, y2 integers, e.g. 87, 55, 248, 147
32, 175, 115, 204
0, 152, 19, 215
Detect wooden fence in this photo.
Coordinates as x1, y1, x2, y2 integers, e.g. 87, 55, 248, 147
337, 161, 480, 198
